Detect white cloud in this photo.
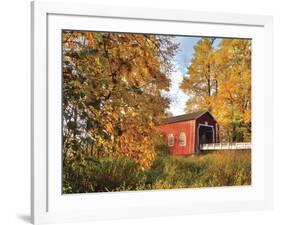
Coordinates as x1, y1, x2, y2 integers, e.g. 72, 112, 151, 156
162, 63, 189, 116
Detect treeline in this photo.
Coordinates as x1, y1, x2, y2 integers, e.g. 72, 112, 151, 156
181, 38, 251, 142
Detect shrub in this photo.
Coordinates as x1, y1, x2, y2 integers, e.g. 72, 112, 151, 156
92, 157, 147, 192
155, 144, 169, 156
63, 157, 147, 193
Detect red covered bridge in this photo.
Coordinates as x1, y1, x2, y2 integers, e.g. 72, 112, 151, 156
156, 111, 219, 155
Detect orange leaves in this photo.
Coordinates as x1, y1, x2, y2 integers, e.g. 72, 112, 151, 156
62, 31, 178, 168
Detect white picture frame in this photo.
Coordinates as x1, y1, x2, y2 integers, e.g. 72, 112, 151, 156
31, 1, 273, 224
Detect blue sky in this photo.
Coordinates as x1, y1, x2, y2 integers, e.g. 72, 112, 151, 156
163, 36, 200, 116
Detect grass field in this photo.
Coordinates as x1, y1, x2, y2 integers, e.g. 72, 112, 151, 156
63, 151, 251, 194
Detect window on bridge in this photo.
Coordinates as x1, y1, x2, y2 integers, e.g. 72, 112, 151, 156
168, 134, 174, 147
179, 132, 186, 146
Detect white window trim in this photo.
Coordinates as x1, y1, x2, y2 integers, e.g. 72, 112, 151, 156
168, 134, 174, 147
179, 132, 186, 146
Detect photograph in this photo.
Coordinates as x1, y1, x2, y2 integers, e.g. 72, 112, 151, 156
62, 30, 252, 194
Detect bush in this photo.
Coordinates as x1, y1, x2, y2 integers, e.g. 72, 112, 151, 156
63, 157, 147, 193
92, 158, 147, 192
155, 144, 169, 156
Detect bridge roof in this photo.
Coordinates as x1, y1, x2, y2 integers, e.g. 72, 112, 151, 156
161, 111, 216, 124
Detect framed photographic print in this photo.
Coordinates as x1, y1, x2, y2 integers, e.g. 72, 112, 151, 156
31, 1, 273, 224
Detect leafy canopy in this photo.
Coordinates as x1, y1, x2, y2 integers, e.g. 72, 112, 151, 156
62, 31, 178, 168
181, 38, 251, 142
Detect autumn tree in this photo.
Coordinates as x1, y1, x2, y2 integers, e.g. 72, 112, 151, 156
180, 38, 217, 112
181, 38, 251, 142
213, 39, 251, 142
62, 31, 178, 168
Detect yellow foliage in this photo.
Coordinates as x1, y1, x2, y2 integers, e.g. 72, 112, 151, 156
62, 31, 177, 168
181, 38, 251, 142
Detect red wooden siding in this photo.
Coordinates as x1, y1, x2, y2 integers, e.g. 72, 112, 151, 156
156, 120, 196, 155
156, 111, 218, 155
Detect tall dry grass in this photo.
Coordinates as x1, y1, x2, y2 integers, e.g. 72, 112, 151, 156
63, 151, 251, 193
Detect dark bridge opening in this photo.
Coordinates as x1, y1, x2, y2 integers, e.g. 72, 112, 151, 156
198, 125, 214, 152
